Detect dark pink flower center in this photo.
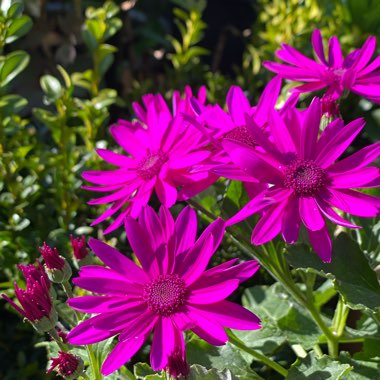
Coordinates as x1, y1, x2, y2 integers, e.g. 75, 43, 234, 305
224, 126, 257, 148
137, 150, 167, 180
284, 159, 326, 196
143, 274, 187, 316
324, 67, 346, 84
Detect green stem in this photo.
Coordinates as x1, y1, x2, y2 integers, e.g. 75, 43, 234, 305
62, 281, 102, 380
228, 331, 288, 378
49, 328, 67, 351
120, 366, 137, 380
87, 344, 102, 380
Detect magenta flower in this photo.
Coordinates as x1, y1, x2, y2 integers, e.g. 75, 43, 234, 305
83, 88, 216, 234
223, 98, 380, 261
2, 262, 57, 332
67, 206, 260, 376
264, 29, 380, 103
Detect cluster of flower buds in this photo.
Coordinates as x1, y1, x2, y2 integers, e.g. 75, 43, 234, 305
48, 351, 84, 380
2, 262, 57, 333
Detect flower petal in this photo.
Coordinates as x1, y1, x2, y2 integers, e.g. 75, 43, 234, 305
226, 86, 251, 126
193, 300, 261, 330
88, 238, 149, 284
307, 226, 332, 263
299, 197, 325, 231
322, 188, 380, 217
174, 206, 197, 256
188, 279, 239, 304
282, 195, 301, 244
315, 118, 365, 168
124, 217, 156, 275
186, 306, 228, 345
252, 200, 288, 245
150, 317, 176, 370
101, 336, 146, 376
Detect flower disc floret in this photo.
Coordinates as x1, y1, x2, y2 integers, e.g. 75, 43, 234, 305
137, 150, 168, 180
144, 274, 187, 316
284, 159, 327, 197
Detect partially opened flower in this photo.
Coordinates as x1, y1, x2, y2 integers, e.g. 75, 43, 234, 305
83, 87, 216, 234
2, 262, 57, 332
67, 206, 260, 376
264, 29, 380, 103
223, 97, 380, 261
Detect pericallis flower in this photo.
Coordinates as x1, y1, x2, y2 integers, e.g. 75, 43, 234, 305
264, 29, 380, 103
223, 97, 380, 262
2, 262, 57, 332
47, 351, 84, 380
83, 87, 217, 234
67, 206, 261, 376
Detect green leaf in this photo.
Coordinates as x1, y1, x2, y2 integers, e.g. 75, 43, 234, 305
0, 94, 27, 115
104, 18, 122, 40
97, 43, 117, 76
0, 51, 30, 87
91, 88, 118, 109
5, 15, 33, 44
134, 362, 163, 379
186, 338, 262, 379
188, 364, 238, 380
40, 75, 63, 102
241, 284, 321, 351
0, 0, 11, 14
6, 2, 24, 18
285, 233, 380, 311
286, 353, 352, 379
339, 352, 380, 379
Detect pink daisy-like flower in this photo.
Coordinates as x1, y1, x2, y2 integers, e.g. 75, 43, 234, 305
264, 29, 380, 103
83, 87, 216, 234
67, 206, 260, 376
223, 97, 380, 262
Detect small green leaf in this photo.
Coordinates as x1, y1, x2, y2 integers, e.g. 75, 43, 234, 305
5, 15, 33, 44
0, 51, 30, 87
104, 18, 122, 40
0, 94, 27, 115
286, 353, 352, 379
40, 75, 63, 102
134, 362, 162, 379
6, 1, 24, 18
97, 43, 117, 76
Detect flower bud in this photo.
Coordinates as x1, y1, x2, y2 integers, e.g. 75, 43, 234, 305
2, 261, 57, 333
39, 243, 72, 283
47, 351, 84, 380
70, 235, 89, 261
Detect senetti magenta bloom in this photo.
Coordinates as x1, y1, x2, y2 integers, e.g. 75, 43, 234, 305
83, 88, 216, 234
67, 206, 261, 376
264, 29, 380, 103
223, 98, 380, 261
